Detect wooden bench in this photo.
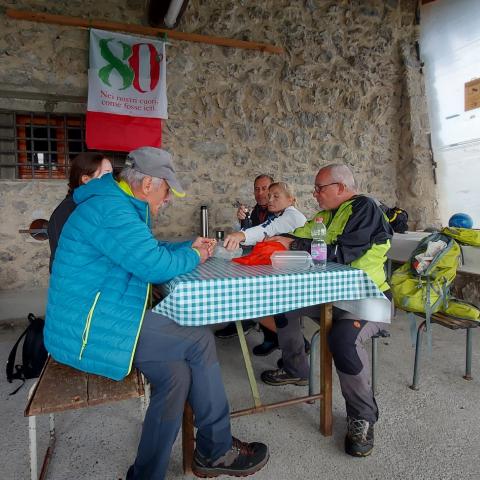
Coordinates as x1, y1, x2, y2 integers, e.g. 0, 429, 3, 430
25, 357, 146, 480
407, 311, 479, 390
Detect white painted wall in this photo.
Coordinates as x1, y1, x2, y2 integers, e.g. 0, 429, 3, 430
420, 0, 480, 227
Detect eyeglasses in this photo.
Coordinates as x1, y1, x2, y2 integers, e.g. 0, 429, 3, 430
313, 182, 340, 193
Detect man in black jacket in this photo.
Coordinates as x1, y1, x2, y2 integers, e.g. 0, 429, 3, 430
236, 174, 274, 227
214, 174, 278, 354
262, 164, 393, 458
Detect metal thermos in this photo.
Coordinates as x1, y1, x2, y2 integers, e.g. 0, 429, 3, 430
200, 206, 209, 237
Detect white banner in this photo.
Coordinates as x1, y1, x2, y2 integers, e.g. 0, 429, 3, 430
88, 29, 168, 119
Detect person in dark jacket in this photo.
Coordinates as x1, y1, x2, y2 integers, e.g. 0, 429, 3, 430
237, 174, 274, 227
47, 152, 112, 272
263, 164, 393, 459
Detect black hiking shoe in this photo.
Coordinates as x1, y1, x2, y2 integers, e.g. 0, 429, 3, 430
252, 338, 278, 356
253, 326, 279, 356
260, 368, 308, 386
215, 321, 256, 339
192, 437, 269, 478
344, 417, 374, 457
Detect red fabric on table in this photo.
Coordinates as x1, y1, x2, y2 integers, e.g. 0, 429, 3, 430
232, 241, 287, 266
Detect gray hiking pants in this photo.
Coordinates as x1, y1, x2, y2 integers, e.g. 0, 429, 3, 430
274, 294, 391, 423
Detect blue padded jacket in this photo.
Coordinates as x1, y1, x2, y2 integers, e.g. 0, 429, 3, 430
44, 173, 200, 380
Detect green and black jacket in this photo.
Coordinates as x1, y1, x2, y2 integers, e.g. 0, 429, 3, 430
287, 195, 393, 292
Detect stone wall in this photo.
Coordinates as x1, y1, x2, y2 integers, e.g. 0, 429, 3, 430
0, 0, 439, 291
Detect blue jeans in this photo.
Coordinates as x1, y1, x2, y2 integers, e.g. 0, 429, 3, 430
130, 310, 232, 479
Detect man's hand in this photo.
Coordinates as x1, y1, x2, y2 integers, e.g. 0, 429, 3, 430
192, 237, 217, 255
236, 205, 248, 221
266, 236, 294, 249
223, 231, 246, 251
195, 245, 210, 264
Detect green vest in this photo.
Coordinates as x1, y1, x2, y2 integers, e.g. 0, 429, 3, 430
292, 199, 390, 291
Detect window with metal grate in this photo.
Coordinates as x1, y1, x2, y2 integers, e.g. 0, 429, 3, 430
0, 110, 126, 180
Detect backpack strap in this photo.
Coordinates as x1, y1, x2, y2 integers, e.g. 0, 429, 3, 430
9, 373, 26, 395
5, 324, 29, 383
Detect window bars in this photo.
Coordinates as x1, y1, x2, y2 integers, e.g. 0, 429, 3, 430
0, 111, 126, 180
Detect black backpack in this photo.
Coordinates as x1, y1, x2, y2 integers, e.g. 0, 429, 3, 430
6, 313, 48, 394
380, 204, 409, 233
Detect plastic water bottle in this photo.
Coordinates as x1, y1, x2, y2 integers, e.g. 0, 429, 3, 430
311, 217, 327, 267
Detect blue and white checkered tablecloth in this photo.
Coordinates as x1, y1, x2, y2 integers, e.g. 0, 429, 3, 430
153, 258, 390, 327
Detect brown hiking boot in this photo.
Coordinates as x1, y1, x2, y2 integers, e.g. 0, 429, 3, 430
192, 437, 269, 478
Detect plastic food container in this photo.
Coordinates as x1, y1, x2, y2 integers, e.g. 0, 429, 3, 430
213, 243, 243, 260
271, 251, 313, 270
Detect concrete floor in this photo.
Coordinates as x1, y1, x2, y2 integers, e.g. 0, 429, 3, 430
1, 311, 479, 480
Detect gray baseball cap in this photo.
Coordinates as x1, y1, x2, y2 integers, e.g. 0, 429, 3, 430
125, 147, 185, 198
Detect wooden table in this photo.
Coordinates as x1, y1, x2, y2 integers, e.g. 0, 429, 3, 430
181, 302, 332, 473
154, 258, 389, 474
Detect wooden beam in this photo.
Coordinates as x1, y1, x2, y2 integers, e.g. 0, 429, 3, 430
5, 8, 284, 55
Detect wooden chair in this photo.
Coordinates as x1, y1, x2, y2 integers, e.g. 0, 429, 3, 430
24, 357, 146, 480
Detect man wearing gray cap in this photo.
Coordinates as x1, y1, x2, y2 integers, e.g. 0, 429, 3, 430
44, 146, 269, 480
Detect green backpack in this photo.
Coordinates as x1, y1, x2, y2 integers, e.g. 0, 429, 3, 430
391, 233, 460, 315
391, 232, 479, 321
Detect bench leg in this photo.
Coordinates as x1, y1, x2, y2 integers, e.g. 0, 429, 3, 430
464, 328, 473, 381
182, 403, 194, 475
371, 336, 378, 395
410, 320, 426, 391
29, 412, 56, 480
29, 415, 38, 480
38, 414, 56, 480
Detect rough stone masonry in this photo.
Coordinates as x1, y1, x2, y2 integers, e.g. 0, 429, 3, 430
0, 0, 439, 291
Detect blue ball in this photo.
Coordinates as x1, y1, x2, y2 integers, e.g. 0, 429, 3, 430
448, 213, 473, 229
